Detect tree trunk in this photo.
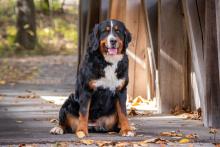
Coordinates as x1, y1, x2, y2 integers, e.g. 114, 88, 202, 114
16, 0, 37, 50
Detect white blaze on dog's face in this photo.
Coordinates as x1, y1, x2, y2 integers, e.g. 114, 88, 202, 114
105, 21, 119, 55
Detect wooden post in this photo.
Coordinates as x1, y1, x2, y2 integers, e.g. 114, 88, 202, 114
182, 0, 205, 117
78, 0, 89, 73
78, 0, 101, 72
124, 0, 154, 99
158, 0, 189, 113
204, 0, 220, 128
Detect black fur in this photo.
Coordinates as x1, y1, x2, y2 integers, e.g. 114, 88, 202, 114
58, 19, 131, 132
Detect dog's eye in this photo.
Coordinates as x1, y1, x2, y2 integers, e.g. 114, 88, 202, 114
115, 29, 120, 33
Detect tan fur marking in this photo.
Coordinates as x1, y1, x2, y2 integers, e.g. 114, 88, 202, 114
66, 114, 79, 131
95, 113, 118, 130
76, 99, 91, 137
116, 100, 134, 136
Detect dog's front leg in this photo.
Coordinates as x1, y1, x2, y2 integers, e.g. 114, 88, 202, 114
116, 90, 135, 136
76, 94, 91, 138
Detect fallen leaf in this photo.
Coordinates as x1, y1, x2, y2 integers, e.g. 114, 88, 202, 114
80, 139, 95, 145
128, 107, 138, 116
209, 128, 218, 134
16, 120, 23, 124
141, 138, 168, 144
16, 93, 39, 99
131, 96, 144, 106
160, 131, 183, 137
95, 140, 113, 146
115, 142, 130, 147
185, 133, 198, 139
179, 138, 190, 144
50, 119, 59, 124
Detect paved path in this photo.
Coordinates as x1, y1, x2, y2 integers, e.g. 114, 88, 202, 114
0, 55, 219, 146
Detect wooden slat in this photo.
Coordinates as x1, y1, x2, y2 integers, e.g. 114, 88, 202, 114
143, 0, 158, 68
124, 0, 154, 99
123, 0, 139, 98
77, 0, 101, 71
204, 0, 220, 127
78, 0, 89, 73
158, 0, 188, 113
100, 0, 110, 22
142, 0, 157, 99
109, 0, 126, 21
182, 0, 205, 114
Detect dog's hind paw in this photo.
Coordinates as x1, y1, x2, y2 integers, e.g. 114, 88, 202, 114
50, 126, 64, 135
120, 129, 135, 137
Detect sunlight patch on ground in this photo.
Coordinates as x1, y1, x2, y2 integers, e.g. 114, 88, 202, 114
40, 95, 158, 113
40, 95, 67, 105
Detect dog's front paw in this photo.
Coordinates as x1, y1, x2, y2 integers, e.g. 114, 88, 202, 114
76, 131, 87, 138
120, 129, 135, 137
50, 126, 64, 135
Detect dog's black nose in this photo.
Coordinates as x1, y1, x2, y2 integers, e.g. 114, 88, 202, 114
110, 39, 117, 45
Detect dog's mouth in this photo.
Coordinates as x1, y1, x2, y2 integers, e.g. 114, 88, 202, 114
107, 47, 118, 55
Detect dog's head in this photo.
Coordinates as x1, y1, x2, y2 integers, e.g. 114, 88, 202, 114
88, 19, 131, 56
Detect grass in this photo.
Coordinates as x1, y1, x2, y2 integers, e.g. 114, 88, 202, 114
0, 0, 78, 57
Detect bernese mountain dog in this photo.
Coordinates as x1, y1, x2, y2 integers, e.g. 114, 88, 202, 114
50, 19, 134, 138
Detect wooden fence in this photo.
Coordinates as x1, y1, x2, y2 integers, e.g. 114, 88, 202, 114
78, 0, 220, 128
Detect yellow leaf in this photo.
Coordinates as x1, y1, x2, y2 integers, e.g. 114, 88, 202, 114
179, 138, 190, 144
131, 96, 144, 106
80, 139, 94, 145
185, 133, 198, 139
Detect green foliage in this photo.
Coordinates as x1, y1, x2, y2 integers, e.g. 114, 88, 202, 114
0, 0, 78, 57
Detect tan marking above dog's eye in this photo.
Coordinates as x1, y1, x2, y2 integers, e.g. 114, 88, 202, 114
114, 26, 120, 32
114, 25, 118, 30
105, 27, 110, 31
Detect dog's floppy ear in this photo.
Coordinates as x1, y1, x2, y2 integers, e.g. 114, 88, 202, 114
124, 28, 131, 49
88, 24, 99, 53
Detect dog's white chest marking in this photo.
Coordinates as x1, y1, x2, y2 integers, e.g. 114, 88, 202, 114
95, 55, 124, 91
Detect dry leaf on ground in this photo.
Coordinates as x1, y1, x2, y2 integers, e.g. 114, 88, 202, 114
185, 133, 198, 139
16, 93, 39, 99
140, 138, 168, 144
50, 119, 59, 124
16, 120, 23, 124
95, 141, 113, 146
160, 131, 183, 137
179, 138, 190, 144
209, 128, 218, 134
80, 139, 95, 145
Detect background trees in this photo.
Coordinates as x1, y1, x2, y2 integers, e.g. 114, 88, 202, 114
0, 0, 78, 56
16, 0, 37, 50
